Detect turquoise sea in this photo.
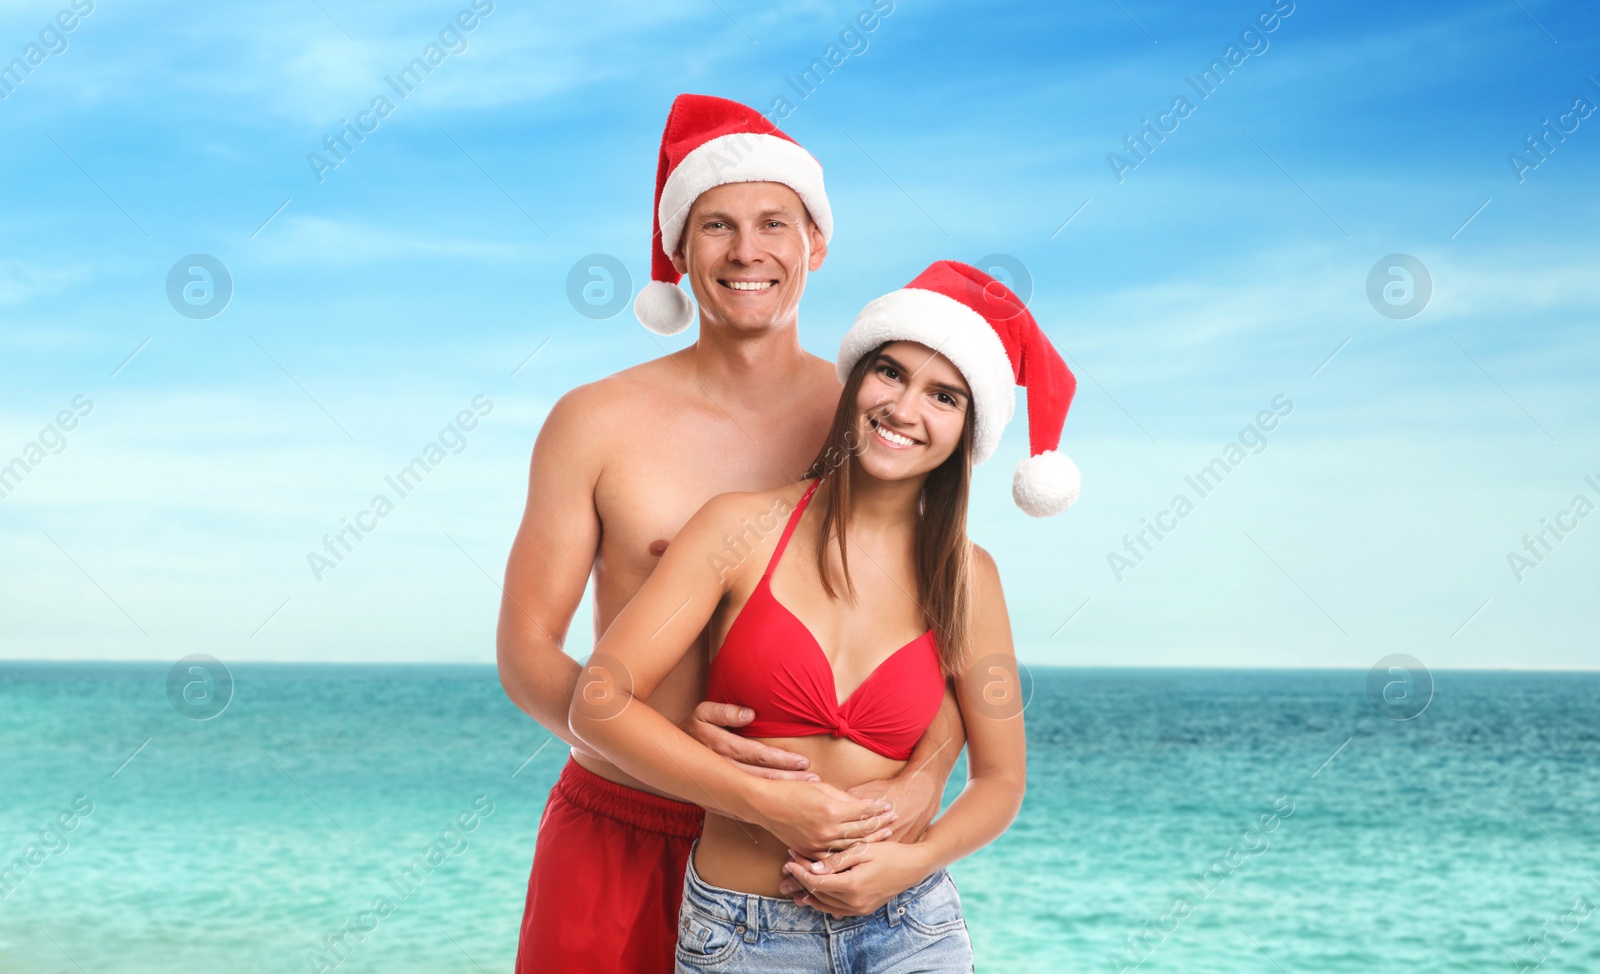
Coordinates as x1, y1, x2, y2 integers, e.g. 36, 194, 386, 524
1, 664, 1597, 973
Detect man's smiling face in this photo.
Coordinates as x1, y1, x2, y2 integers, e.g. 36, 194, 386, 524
671, 180, 828, 334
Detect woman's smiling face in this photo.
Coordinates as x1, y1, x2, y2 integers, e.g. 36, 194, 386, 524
853, 340, 972, 481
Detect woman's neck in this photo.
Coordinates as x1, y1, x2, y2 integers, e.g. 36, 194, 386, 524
826, 465, 925, 537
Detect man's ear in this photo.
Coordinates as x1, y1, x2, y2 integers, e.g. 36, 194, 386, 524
806, 218, 827, 272
670, 245, 688, 277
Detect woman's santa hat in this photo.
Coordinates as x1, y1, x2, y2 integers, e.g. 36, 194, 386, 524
837, 260, 1081, 517
634, 94, 834, 336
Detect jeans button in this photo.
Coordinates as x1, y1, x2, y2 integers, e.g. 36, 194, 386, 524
897, 907, 906, 915
736, 925, 745, 933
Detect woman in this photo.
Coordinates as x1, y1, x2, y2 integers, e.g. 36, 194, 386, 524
570, 260, 1081, 971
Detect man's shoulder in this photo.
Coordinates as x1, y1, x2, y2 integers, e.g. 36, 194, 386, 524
799, 348, 843, 387
544, 356, 682, 428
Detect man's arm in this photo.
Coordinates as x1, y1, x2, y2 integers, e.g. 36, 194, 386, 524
781, 545, 1025, 917
568, 492, 896, 859
497, 382, 825, 779
495, 386, 604, 750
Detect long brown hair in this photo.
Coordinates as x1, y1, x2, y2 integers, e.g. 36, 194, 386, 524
801, 342, 976, 676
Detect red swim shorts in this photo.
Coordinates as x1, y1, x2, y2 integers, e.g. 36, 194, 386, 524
515, 755, 706, 974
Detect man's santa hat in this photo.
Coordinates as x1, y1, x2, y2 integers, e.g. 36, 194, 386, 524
634, 94, 833, 336
837, 260, 1081, 517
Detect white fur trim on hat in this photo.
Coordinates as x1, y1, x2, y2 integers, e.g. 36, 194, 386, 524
836, 287, 1015, 464
657, 133, 832, 261
1013, 450, 1080, 517
633, 280, 695, 336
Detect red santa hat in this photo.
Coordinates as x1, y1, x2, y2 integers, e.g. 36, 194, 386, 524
836, 260, 1081, 517
634, 94, 834, 336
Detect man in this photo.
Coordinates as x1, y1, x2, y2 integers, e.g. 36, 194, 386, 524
500, 94, 966, 974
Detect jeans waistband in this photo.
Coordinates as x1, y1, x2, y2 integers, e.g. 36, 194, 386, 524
681, 838, 949, 933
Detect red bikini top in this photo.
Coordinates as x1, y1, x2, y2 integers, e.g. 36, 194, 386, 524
706, 477, 944, 761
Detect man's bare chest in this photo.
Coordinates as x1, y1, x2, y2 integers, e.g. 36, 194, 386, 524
589, 391, 832, 578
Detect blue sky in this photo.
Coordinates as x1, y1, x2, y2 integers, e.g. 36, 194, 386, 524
2, 0, 1596, 669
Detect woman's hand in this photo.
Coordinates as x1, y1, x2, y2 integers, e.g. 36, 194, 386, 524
745, 778, 899, 861
777, 840, 935, 917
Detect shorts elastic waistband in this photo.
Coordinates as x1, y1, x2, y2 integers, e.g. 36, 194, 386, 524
554, 755, 705, 839
682, 838, 949, 932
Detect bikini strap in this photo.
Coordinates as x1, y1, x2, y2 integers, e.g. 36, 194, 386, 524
762, 477, 822, 580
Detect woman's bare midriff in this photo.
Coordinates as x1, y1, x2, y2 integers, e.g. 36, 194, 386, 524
694, 733, 907, 895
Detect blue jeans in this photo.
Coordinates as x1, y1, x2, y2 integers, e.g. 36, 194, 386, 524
675, 840, 975, 972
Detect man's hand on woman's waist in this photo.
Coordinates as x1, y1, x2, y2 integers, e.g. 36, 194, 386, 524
680, 700, 821, 780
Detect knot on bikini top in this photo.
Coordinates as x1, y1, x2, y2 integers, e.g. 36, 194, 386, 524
705, 477, 945, 762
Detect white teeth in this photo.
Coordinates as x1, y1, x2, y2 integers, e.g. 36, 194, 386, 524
874, 422, 915, 447
724, 280, 775, 291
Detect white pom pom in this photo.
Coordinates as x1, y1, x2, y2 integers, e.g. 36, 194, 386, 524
1012, 450, 1080, 517
633, 280, 695, 336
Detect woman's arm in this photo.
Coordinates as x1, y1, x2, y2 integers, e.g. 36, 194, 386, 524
909, 545, 1027, 869
781, 543, 1027, 914
567, 490, 899, 860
